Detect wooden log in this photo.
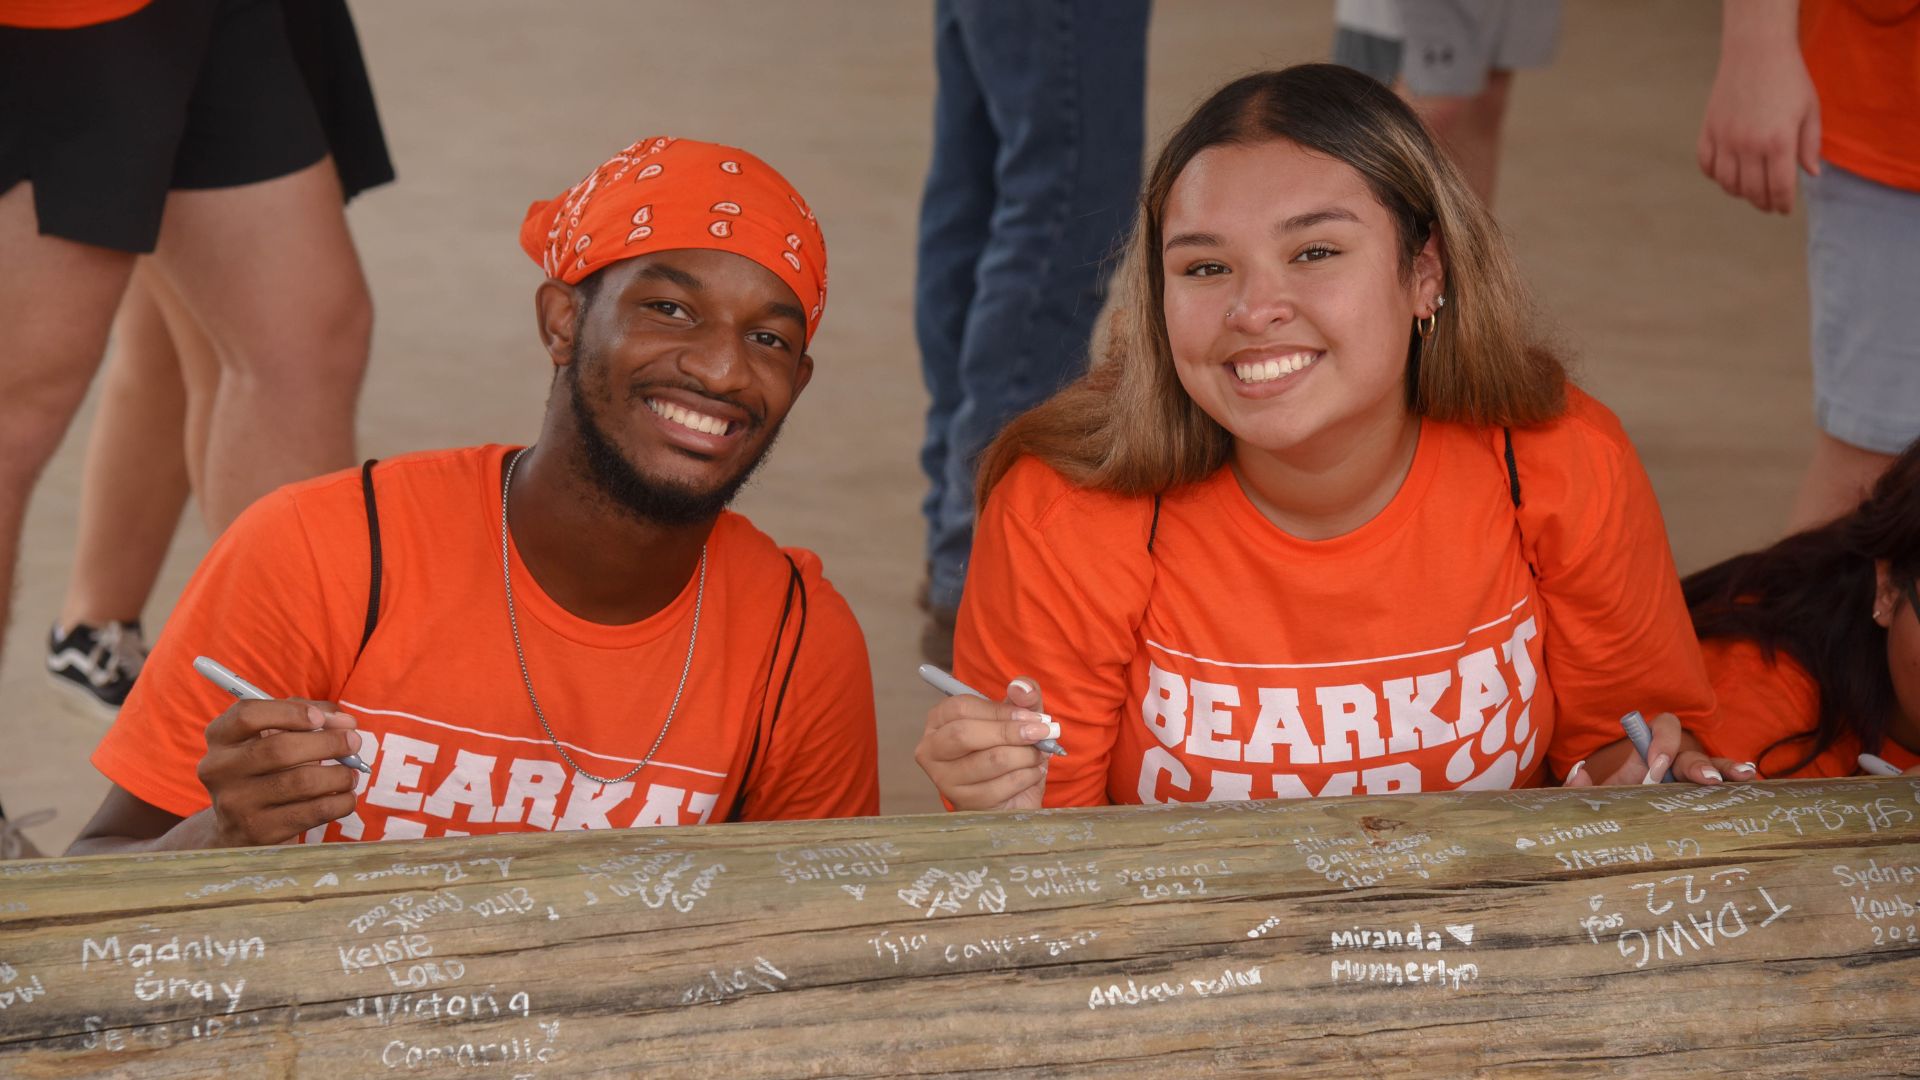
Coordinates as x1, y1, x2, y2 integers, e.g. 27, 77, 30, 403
2, 777, 1918, 1077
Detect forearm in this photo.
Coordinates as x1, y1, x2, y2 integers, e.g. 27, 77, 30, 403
1721, 0, 1800, 54
65, 808, 218, 856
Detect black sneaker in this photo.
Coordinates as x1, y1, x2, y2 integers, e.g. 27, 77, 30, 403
47, 620, 147, 711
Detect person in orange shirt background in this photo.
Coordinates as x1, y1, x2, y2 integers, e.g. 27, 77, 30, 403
1688, 435, 1920, 778
0, 0, 376, 847
917, 64, 1746, 812
67, 136, 878, 854
1697, 0, 1920, 529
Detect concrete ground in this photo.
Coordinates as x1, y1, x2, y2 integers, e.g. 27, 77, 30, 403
1, 1, 1812, 852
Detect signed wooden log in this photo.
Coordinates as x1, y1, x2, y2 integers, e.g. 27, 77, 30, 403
2, 777, 1919, 1077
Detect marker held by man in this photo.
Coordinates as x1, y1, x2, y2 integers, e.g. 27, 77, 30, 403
1618, 711, 1675, 784
193, 656, 371, 773
918, 664, 1066, 757
1859, 753, 1903, 777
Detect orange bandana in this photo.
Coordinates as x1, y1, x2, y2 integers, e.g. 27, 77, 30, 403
520, 136, 828, 340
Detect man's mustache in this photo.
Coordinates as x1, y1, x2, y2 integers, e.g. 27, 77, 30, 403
625, 378, 765, 429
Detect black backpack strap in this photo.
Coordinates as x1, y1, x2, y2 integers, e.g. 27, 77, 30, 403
357, 459, 384, 661
1502, 428, 1539, 580
725, 553, 808, 823
1502, 426, 1522, 508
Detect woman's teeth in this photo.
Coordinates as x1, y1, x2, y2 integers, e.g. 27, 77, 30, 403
1233, 352, 1318, 384
646, 398, 732, 436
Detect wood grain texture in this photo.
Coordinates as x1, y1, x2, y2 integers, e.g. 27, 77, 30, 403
2, 777, 1918, 1077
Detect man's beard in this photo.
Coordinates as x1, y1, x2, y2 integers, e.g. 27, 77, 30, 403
565, 356, 778, 528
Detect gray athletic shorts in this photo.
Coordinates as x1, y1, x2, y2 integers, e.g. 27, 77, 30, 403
1396, 0, 1562, 97
1807, 163, 1920, 454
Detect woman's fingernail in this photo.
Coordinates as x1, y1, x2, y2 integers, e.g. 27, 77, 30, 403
1566, 760, 1585, 783
328, 711, 354, 726
349, 730, 366, 753
1009, 678, 1037, 695
1642, 754, 1669, 785
1020, 723, 1051, 741
1733, 761, 1757, 777
1701, 767, 1723, 783
306, 705, 327, 729
1011, 708, 1049, 725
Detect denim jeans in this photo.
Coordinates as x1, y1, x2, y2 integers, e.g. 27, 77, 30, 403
916, 0, 1149, 612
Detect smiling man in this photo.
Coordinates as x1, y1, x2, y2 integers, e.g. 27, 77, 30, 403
69, 137, 878, 853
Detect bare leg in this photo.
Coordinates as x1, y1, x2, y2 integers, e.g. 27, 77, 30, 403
57, 264, 193, 631
150, 157, 371, 530
1788, 431, 1896, 532
1405, 69, 1514, 207
145, 267, 223, 531
0, 182, 137, 672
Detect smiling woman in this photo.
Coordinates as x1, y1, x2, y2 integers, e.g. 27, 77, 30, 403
915, 64, 1746, 813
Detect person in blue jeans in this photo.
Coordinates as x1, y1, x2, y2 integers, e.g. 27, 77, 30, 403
914, 0, 1150, 664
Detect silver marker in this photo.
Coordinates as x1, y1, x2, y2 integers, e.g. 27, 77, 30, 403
1858, 753, 1903, 777
1618, 711, 1675, 783
918, 663, 1066, 757
193, 656, 370, 773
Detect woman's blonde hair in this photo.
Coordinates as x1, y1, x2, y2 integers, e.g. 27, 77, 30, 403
978, 64, 1567, 502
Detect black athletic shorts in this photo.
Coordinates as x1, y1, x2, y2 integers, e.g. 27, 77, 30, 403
0, 0, 330, 253
284, 0, 394, 203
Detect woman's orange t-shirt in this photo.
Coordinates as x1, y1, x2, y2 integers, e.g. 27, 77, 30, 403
94, 447, 879, 841
1801, 0, 1920, 192
0, 1, 149, 29
955, 388, 1715, 807
1698, 637, 1920, 778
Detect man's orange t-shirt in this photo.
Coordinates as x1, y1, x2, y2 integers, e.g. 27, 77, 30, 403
1801, 0, 1920, 192
955, 388, 1715, 806
93, 446, 879, 841
0, 1, 149, 28
1698, 637, 1920, 778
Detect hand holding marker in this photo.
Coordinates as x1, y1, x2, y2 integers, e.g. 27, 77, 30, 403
918, 664, 1066, 757
1618, 711, 1676, 784
193, 656, 370, 773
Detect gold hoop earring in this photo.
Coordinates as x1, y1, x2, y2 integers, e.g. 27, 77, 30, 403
1416, 311, 1438, 340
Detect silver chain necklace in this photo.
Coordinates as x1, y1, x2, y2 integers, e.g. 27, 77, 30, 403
501, 446, 704, 787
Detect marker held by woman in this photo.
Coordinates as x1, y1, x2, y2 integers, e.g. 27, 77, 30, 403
193, 656, 370, 773
1618, 711, 1676, 783
1859, 753, 1903, 777
918, 664, 1066, 757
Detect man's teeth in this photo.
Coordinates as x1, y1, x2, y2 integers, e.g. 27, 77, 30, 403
1233, 352, 1318, 384
646, 398, 731, 436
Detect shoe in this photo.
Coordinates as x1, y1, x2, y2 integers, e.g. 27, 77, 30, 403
47, 620, 147, 711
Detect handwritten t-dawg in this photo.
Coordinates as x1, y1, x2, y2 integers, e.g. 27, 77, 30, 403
955, 389, 1714, 805
95, 447, 879, 840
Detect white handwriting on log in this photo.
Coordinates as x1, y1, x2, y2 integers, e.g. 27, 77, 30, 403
584, 850, 726, 914
0, 961, 45, 1009
1086, 965, 1262, 1010
773, 841, 896, 885
380, 1022, 561, 1071
338, 932, 466, 989
348, 987, 533, 1025
1111, 859, 1233, 900
1328, 957, 1479, 989
1293, 830, 1462, 889
352, 856, 513, 885
1008, 860, 1101, 898
1832, 857, 1920, 948
182, 874, 300, 900
897, 867, 1007, 918
1588, 867, 1794, 969
680, 957, 787, 1005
